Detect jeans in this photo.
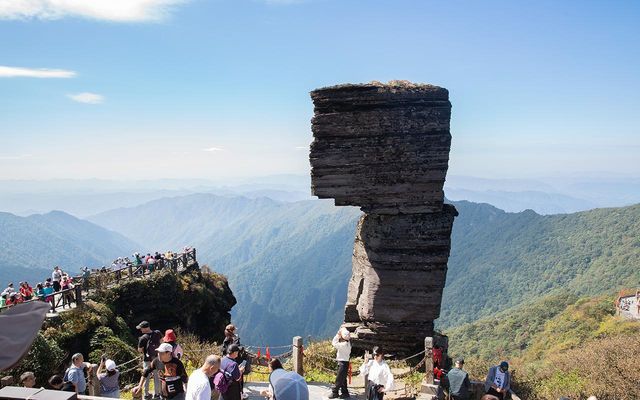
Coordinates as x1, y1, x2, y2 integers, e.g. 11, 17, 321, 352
143, 360, 161, 397
332, 361, 350, 396
102, 389, 120, 398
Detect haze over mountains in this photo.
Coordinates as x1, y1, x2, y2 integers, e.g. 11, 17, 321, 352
1, 175, 639, 346
0, 211, 138, 284
2, 174, 640, 216
86, 193, 640, 344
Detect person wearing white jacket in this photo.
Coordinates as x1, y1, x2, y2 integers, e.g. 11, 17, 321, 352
359, 347, 394, 400
328, 327, 352, 399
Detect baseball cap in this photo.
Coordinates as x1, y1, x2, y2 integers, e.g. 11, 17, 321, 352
136, 321, 150, 329
156, 343, 173, 353
455, 357, 465, 364
105, 359, 117, 371
270, 370, 308, 400
499, 361, 509, 371
340, 327, 350, 340
227, 344, 241, 355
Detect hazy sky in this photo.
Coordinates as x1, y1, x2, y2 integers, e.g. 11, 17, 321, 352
1, 0, 639, 180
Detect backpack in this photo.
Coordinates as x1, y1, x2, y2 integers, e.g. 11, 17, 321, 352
213, 362, 235, 394
238, 347, 252, 375
145, 330, 163, 359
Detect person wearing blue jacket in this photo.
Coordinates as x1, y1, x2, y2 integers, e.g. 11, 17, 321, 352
484, 361, 511, 400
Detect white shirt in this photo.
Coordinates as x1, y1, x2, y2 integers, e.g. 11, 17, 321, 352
363, 360, 394, 390
185, 369, 210, 400
332, 335, 352, 362
493, 369, 506, 388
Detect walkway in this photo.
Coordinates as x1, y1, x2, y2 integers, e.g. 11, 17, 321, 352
245, 382, 364, 400
618, 294, 640, 320
0, 248, 198, 317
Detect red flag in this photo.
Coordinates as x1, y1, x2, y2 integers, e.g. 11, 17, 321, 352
257, 348, 261, 359
266, 346, 271, 361
348, 362, 352, 384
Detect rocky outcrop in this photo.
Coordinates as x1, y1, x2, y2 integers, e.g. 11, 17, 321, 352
101, 268, 236, 343
310, 81, 457, 354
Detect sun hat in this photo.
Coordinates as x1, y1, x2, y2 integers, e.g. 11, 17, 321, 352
163, 329, 177, 342
340, 327, 350, 340
270, 370, 308, 400
105, 359, 117, 371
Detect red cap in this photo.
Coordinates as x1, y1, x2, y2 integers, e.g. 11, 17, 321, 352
163, 329, 177, 342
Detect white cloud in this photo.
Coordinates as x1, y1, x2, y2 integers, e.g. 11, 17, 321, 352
67, 92, 104, 104
0, 65, 76, 78
0, 0, 187, 22
203, 147, 224, 152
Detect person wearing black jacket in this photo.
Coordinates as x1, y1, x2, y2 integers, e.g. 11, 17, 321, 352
442, 357, 471, 400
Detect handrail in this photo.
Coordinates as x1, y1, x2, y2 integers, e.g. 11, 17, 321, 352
0, 248, 198, 314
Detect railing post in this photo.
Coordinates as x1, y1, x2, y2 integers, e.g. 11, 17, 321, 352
129, 264, 134, 279
75, 285, 83, 308
292, 336, 304, 376
192, 248, 196, 262
424, 336, 434, 384
0, 376, 14, 388
88, 364, 100, 396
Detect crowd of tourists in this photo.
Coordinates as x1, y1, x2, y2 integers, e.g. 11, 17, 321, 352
13, 321, 308, 400
11, 317, 604, 400
0, 247, 194, 313
111, 247, 190, 274
0, 266, 77, 312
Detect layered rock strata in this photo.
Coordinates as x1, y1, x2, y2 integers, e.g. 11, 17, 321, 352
309, 81, 458, 354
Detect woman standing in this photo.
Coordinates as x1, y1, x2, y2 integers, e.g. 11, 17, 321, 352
359, 347, 394, 400
97, 357, 120, 398
163, 329, 184, 359
61, 275, 75, 309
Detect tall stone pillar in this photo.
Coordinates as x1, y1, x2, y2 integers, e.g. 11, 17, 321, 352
309, 81, 458, 354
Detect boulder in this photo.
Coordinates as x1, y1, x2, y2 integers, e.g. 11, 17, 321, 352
309, 81, 458, 354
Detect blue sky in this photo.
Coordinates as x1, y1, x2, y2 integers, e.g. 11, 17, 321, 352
1, 0, 639, 180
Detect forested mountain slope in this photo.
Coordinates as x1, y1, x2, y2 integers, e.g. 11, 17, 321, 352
0, 211, 139, 282
89, 195, 640, 344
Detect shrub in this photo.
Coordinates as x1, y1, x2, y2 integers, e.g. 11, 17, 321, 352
3, 333, 65, 387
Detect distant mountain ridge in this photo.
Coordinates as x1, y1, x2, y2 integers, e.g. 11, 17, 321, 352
0, 211, 140, 283
90, 194, 361, 343
88, 194, 640, 345
441, 201, 640, 328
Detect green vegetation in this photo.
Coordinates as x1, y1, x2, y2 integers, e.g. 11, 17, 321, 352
441, 202, 640, 328
90, 194, 362, 344
87, 194, 640, 346
1, 268, 235, 390
101, 267, 236, 341
446, 293, 640, 399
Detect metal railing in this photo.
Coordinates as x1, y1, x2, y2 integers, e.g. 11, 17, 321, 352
0, 248, 197, 314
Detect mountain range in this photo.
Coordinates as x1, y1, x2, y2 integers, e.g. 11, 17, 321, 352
0, 211, 139, 284
88, 194, 640, 344
1, 193, 638, 348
